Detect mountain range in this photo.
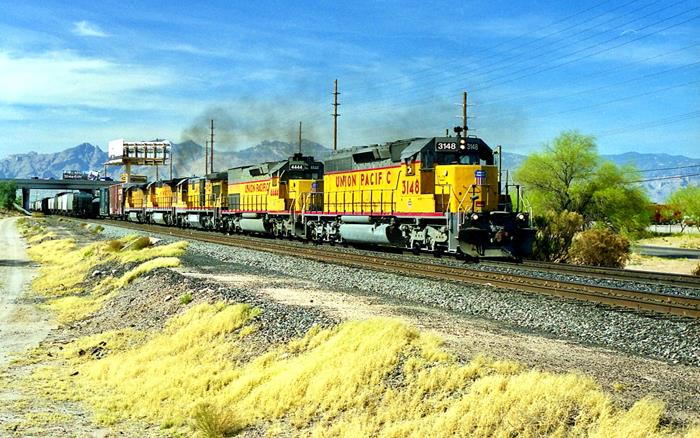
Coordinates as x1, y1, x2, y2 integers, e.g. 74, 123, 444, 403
0, 140, 697, 202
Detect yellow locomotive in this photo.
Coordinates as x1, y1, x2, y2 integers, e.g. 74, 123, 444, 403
303, 133, 533, 258
222, 152, 323, 236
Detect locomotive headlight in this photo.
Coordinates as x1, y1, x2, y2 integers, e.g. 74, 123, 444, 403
459, 138, 467, 150
517, 213, 525, 220
471, 213, 479, 221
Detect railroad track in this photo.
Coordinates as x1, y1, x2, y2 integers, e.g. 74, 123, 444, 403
485, 260, 700, 289
79, 218, 700, 319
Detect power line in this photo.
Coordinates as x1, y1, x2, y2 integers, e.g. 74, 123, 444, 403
474, 10, 700, 92
343, 8, 700, 118
526, 76, 700, 119
595, 110, 700, 137
350, 1, 695, 112
483, 62, 700, 122
338, 0, 622, 90
638, 164, 700, 172
629, 172, 700, 183
472, 2, 696, 90
477, 41, 700, 107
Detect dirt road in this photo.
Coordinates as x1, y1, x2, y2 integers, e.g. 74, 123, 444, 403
0, 217, 50, 367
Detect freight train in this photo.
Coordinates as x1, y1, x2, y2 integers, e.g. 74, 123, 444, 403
32, 131, 534, 259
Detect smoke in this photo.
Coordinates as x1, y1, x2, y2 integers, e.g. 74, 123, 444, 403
180, 92, 529, 152
181, 101, 323, 151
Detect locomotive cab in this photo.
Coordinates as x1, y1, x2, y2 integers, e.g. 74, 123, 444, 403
426, 134, 534, 259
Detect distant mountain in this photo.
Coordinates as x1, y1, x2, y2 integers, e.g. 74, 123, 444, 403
603, 152, 700, 203
0, 143, 108, 179
0, 139, 331, 182
1, 141, 696, 202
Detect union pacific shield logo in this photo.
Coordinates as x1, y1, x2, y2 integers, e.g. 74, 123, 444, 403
475, 170, 487, 185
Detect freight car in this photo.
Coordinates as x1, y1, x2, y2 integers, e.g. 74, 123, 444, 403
31, 191, 96, 217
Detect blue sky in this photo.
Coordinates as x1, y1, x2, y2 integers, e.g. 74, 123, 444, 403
0, 0, 698, 158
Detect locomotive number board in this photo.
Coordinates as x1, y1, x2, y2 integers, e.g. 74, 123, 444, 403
435, 140, 480, 152
435, 141, 458, 152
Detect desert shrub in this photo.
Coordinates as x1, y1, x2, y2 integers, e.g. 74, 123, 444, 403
531, 210, 584, 262
692, 264, 700, 277
126, 236, 152, 251
568, 228, 630, 268
104, 240, 125, 252
192, 402, 242, 438
180, 293, 193, 305
91, 225, 105, 234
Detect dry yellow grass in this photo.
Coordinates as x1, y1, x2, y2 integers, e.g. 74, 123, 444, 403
24, 230, 187, 323
26, 304, 697, 437
16, 220, 698, 436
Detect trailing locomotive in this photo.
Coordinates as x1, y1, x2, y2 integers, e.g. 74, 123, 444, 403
32, 130, 534, 259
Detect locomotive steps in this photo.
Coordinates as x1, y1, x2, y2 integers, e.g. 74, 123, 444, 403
1, 216, 698, 435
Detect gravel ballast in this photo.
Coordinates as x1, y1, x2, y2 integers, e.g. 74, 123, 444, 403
97, 224, 700, 367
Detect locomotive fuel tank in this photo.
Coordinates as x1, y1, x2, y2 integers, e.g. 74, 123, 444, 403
338, 223, 404, 245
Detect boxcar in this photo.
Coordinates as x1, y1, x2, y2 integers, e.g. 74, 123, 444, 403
109, 184, 124, 218
98, 187, 110, 217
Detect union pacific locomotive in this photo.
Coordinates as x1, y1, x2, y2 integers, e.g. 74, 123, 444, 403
35, 131, 534, 259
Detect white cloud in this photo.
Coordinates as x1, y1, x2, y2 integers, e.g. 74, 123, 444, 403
0, 50, 176, 109
72, 20, 107, 37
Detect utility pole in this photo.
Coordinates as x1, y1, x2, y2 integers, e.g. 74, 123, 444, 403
204, 139, 209, 176
496, 145, 502, 196
210, 119, 215, 174
462, 91, 468, 136
332, 79, 340, 151
298, 121, 303, 154
169, 143, 173, 180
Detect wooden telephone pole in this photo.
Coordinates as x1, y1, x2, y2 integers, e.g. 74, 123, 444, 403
332, 79, 340, 151
210, 119, 215, 174
462, 91, 468, 136
298, 121, 303, 154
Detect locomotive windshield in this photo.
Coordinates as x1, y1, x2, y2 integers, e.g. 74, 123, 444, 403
433, 137, 493, 165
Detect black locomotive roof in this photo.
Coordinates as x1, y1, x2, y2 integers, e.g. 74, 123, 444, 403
325, 136, 493, 172
227, 153, 322, 184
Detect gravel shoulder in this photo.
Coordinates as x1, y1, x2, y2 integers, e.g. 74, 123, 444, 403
0, 217, 52, 367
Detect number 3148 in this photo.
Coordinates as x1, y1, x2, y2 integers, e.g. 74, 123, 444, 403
401, 180, 419, 194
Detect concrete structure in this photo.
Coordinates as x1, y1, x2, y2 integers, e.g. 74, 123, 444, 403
106, 139, 171, 183
0, 178, 113, 211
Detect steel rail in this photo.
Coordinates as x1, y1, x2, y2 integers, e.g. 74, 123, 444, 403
79, 219, 700, 319
486, 259, 700, 289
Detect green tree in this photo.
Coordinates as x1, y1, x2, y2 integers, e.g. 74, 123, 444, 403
515, 131, 650, 235
587, 162, 650, 235
515, 131, 598, 213
0, 181, 17, 210
667, 185, 700, 231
